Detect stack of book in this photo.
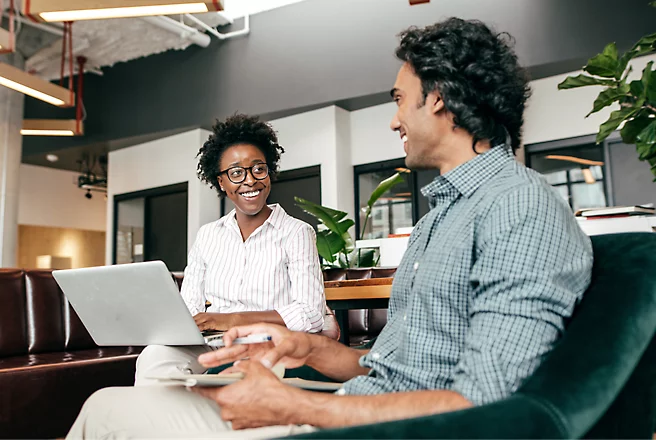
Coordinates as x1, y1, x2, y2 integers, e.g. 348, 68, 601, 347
575, 205, 655, 220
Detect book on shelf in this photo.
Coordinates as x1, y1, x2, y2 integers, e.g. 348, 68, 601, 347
575, 205, 655, 218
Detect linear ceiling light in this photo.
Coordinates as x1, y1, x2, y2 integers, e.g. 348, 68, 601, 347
21, 119, 83, 136
0, 28, 11, 51
22, 0, 223, 22
0, 62, 74, 107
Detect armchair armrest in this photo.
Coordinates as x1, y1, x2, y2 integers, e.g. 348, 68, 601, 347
284, 394, 567, 439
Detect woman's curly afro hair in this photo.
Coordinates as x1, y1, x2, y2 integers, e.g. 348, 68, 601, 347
197, 114, 285, 197
395, 18, 531, 153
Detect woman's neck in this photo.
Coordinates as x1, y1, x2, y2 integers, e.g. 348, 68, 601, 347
235, 205, 273, 241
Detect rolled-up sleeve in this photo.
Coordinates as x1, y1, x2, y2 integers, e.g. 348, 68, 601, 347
180, 227, 207, 316
451, 185, 593, 405
276, 224, 326, 333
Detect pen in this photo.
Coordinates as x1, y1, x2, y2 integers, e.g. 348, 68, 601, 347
208, 333, 272, 348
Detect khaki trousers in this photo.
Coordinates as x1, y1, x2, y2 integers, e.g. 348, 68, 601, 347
66, 386, 317, 439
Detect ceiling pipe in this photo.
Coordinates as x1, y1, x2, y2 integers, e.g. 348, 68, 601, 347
184, 13, 249, 40
13, 14, 64, 36
140, 15, 210, 48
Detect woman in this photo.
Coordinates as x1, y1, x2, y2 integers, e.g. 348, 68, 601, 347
135, 114, 325, 384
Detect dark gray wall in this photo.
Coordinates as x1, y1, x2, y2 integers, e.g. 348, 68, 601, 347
23, 0, 656, 158
608, 141, 656, 208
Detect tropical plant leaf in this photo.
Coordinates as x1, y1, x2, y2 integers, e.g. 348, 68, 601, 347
584, 43, 621, 78
620, 114, 653, 144
596, 107, 640, 143
294, 197, 348, 235
558, 74, 617, 90
588, 83, 630, 116
315, 229, 344, 264
641, 61, 654, 100
637, 120, 656, 146
636, 141, 656, 161
647, 68, 656, 102
356, 249, 376, 268
367, 173, 405, 207
630, 79, 645, 98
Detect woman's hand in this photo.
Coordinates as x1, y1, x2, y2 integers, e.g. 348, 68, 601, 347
193, 312, 234, 331
198, 323, 315, 370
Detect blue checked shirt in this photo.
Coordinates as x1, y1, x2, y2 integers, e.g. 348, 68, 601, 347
341, 145, 593, 405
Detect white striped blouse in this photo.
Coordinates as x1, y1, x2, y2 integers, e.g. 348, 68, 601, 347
181, 204, 326, 333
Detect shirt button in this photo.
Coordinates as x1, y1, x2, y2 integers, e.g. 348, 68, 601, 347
403, 314, 407, 321
335, 388, 346, 396
413, 262, 419, 271
371, 352, 380, 360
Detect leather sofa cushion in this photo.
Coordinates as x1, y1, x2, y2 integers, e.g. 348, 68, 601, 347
0, 270, 28, 357
25, 271, 66, 354
0, 347, 141, 372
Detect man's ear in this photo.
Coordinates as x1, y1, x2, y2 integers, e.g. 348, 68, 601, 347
426, 91, 445, 115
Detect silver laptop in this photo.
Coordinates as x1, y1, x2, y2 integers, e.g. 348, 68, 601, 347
53, 261, 221, 346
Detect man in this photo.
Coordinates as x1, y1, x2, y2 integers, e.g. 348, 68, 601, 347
67, 18, 593, 439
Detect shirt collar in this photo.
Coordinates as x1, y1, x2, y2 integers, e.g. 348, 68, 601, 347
217, 203, 285, 231
421, 145, 514, 202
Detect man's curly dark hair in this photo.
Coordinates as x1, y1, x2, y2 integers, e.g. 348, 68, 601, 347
395, 18, 531, 153
197, 114, 285, 197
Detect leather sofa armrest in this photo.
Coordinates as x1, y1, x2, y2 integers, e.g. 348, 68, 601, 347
284, 395, 566, 439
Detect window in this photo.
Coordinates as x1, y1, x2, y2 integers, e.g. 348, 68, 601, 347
526, 140, 609, 212
354, 159, 440, 239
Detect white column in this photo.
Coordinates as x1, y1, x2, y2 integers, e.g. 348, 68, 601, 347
0, 53, 25, 267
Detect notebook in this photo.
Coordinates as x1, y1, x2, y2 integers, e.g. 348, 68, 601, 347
148, 373, 343, 391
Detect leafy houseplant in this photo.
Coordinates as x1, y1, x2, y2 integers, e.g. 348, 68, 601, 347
557, 5, 656, 180
295, 172, 405, 269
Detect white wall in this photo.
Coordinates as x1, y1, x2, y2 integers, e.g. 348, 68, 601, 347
106, 129, 221, 264
271, 106, 355, 220
18, 164, 107, 231
350, 102, 402, 166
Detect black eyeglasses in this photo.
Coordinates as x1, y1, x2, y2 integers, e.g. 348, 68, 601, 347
219, 163, 269, 184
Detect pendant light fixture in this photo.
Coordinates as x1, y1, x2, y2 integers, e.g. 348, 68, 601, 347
0, 62, 74, 106
21, 28, 86, 137
22, 0, 223, 22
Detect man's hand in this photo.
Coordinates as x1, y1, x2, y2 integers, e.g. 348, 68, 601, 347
198, 323, 314, 370
193, 312, 234, 331
191, 360, 299, 429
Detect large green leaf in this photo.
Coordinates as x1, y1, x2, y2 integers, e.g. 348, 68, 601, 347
584, 43, 621, 78
637, 120, 656, 146
636, 141, 656, 161
641, 61, 654, 101
588, 83, 630, 116
315, 229, 343, 264
355, 249, 376, 268
596, 107, 640, 143
620, 114, 653, 144
294, 197, 348, 235
647, 68, 656, 102
558, 74, 617, 90
367, 173, 405, 207
630, 79, 645, 98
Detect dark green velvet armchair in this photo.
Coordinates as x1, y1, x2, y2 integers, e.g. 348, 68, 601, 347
289, 232, 656, 439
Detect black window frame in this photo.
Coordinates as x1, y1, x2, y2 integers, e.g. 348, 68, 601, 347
112, 182, 188, 265
524, 132, 620, 209
353, 158, 420, 239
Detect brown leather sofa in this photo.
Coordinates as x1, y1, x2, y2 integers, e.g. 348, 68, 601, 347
0, 269, 141, 439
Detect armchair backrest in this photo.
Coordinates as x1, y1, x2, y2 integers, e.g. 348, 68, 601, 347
518, 232, 656, 438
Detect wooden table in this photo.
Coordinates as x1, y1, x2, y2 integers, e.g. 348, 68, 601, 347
325, 278, 392, 345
